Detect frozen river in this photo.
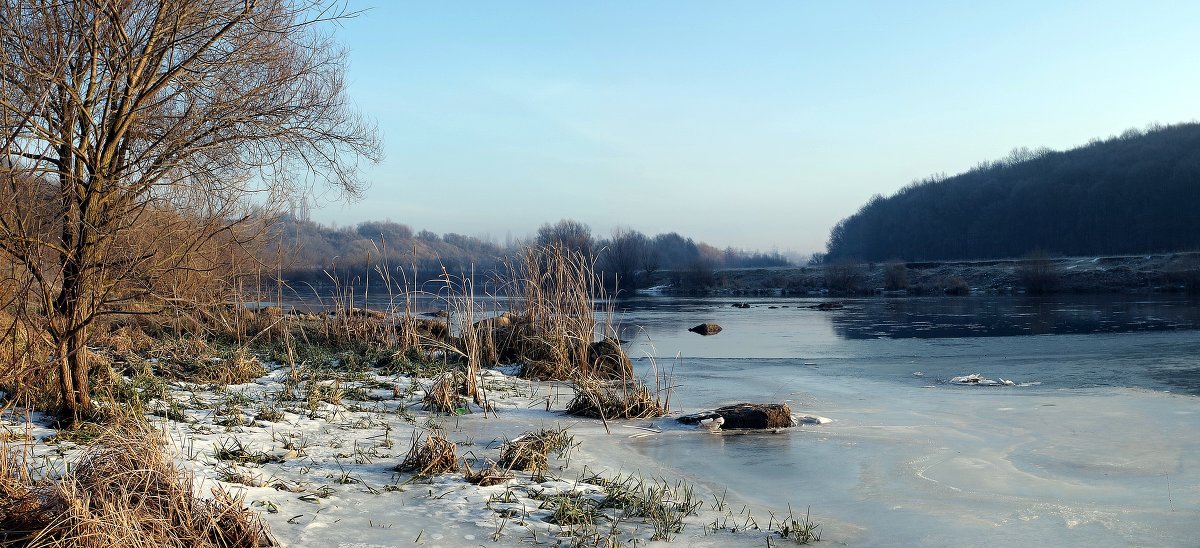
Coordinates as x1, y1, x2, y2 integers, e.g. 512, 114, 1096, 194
595, 295, 1200, 546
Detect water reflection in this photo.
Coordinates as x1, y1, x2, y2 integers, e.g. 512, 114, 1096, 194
826, 295, 1200, 339
611, 294, 1200, 344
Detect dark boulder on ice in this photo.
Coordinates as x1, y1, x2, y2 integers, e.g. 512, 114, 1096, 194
688, 323, 723, 336
678, 403, 794, 429
587, 337, 634, 379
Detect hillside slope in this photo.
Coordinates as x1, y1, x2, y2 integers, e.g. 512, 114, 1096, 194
825, 123, 1200, 262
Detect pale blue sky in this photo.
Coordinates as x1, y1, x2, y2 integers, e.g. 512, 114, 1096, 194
317, 1, 1200, 254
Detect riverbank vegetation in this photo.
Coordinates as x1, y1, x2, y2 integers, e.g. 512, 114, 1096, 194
1, 239, 816, 546
271, 216, 791, 293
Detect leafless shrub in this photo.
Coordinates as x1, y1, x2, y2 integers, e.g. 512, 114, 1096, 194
823, 259, 867, 293
884, 261, 909, 291
942, 277, 970, 296
0, 310, 53, 412
1017, 250, 1059, 294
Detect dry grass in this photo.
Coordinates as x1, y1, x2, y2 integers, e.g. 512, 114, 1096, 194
566, 379, 667, 420
152, 339, 266, 385
91, 322, 157, 358
421, 372, 465, 414
0, 419, 276, 547
0, 311, 54, 413
395, 430, 459, 478
504, 245, 612, 381
497, 428, 574, 472
463, 460, 514, 486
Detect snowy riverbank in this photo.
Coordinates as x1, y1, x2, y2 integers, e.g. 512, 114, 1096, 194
1, 363, 823, 547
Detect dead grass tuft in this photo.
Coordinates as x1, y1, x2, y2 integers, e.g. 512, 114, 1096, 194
502, 244, 616, 382
463, 460, 514, 486
395, 430, 459, 477
497, 428, 574, 472
566, 379, 666, 420
0, 419, 277, 547
421, 372, 465, 414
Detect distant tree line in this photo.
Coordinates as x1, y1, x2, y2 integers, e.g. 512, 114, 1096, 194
824, 122, 1200, 262
266, 217, 788, 292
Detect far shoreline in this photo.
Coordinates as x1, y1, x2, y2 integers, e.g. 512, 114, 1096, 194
649, 251, 1200, 297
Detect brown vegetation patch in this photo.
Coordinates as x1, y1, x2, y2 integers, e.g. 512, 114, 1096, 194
463, 460, 514, 486
566, 380, 667, 420
0, 311, 53, 410
0, 420, 276, 547
497, 429, 574, 472
152, 339, 266, 385
421, 372, 465, 414
92, 323, 157, 358
395, 430, 459, 477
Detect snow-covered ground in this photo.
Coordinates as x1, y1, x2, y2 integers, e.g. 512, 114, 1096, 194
1, 363, 823, 548
9, 350, 1197, 547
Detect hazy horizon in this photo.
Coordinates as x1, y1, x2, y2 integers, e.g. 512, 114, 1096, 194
314, 1, 1200, 255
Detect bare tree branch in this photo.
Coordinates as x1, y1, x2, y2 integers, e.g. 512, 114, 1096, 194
0, 0, 381, 420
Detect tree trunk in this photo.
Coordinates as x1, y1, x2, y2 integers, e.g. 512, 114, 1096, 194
54, 248, 94, 422
67, 327, 92, 418
54, 331, 93, 422
55, 339, 77, 419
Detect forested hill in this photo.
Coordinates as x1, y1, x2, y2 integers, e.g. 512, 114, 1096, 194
824, 122, 1200, 262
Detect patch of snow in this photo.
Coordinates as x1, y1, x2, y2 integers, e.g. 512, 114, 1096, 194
949, 373, 1022, 386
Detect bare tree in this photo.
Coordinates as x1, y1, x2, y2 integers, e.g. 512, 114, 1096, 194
0, 0, 381, 421
536, 219, 593, 258
598, 227, 647, 292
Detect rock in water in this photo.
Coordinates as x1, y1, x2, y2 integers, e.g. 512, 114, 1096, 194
688, 323, 723, 336
678, 403, 794, 429
587, 337, 634, 379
